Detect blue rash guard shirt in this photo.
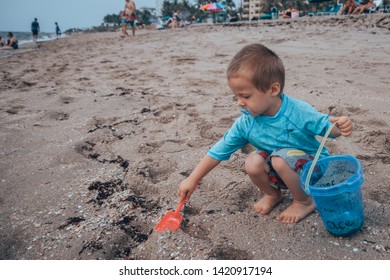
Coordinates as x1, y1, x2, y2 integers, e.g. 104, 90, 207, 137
207, 94, 332, 161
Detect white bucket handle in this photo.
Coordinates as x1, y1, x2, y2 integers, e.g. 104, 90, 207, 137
304, 122, 336, 193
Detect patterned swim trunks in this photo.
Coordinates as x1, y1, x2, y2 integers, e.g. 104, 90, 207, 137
256, 148, 314, 189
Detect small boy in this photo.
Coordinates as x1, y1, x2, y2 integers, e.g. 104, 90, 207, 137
178, 44, 353, 224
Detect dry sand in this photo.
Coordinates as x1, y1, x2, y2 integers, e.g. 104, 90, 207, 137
0, 14, 389, 260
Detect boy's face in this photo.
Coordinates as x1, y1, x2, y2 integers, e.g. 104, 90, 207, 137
228, 76, 281, 117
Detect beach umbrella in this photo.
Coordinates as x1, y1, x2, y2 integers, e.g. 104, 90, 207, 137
200, 3, 211, 10
200, 2, 225, 23
200, 2, 225, 12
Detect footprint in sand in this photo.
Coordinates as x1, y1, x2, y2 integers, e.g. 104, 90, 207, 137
139, 139, 187, 154
151, 103, 179, 124
218, 116, 235, 127
199, 122, 223, 140
138, 141, 163, 154
5, 105, 25, 115
327, 105, 368, 117
136, 157, 177, 184
362, 118, 388, 127
46, 111, 69, 121
358, 130, 390, 152
208, 245, 252, 260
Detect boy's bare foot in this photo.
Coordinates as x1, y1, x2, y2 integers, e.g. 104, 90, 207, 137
253, 194, 283, 215
276, 199, 316, 224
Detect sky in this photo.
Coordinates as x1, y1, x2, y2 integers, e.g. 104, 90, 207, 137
0, 0, 159, 33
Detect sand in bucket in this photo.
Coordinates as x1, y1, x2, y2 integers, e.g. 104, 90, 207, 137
300, 124, 364, 237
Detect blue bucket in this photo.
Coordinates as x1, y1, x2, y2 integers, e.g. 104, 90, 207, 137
300, 155, 364, 236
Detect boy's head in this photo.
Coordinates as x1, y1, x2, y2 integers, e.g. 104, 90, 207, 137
227, 44, 285, 95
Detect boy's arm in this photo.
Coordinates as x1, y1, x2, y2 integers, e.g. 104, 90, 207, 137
330, 116, 353, 138
178, 155, 220, 202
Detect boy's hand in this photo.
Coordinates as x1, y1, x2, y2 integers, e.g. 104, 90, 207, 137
178, 178, 198, 203
176, 155, 220, 203
330, 116, 353, 137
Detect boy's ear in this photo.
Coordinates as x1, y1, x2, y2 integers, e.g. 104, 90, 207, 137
269, 82, 281, 96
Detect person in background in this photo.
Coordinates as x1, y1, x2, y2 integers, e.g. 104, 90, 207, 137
165, 17, 174, 28
0, 32, 18, 50
120, 10, 130, 37
31, 18, 40, 43
0, 36, 6, 47
123, 0, 137, 36
352, 0, 377, 14
55, 22, 61, 38
173, 11, 180, 28
282, 7, 298, 18
339, 0, 358, 15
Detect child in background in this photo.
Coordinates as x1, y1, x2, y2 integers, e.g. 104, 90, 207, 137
178, 44, 353, 224
0, 36, 6, 47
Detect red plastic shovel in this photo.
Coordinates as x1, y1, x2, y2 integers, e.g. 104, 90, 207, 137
155, 184, 198, 232
155, 198, 187, 232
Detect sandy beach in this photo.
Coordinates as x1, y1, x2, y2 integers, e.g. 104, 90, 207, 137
0, 14, 389, 260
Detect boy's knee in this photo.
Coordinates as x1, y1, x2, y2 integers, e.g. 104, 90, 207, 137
245, 153, 266, 175
270, 156, 289, 173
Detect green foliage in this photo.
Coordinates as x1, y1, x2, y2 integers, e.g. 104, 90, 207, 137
140, 9, 153, 25
161, 0, 184, 18
103, 13, 121, 25
221, 0, 237, 13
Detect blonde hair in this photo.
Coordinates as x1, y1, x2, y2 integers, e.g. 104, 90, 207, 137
227, 44, 285, 94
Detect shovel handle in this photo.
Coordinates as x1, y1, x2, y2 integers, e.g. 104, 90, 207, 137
175, 183, 198, 214
174, 198, 187, 214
